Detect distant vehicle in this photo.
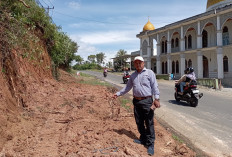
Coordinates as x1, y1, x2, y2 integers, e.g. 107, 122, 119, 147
103, 71, 107, 77
122, 73, 130, 84
103, 68, 107, 77
174, 80, 203, 107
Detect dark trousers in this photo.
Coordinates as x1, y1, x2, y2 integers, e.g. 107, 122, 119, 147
133, 97, 155, 147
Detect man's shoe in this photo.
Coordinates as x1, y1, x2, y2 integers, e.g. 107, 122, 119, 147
133, 139, 144, 145
147, 146, 154, 156
178, 92, 183, 95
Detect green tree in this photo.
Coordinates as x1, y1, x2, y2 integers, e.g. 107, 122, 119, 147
88, 55, 96, 63
96, 52, 106, 65
116, 49, 127, 57
50, 31, 78, 69
106, 61, 112, 68
75, 55, 83, 64
114, 49, 128, 71
0, 0, 79, 78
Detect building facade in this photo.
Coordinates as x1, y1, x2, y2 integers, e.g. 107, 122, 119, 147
136, 0, 232, 85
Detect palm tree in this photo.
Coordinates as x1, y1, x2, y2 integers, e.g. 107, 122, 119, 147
114, 49, 128, 71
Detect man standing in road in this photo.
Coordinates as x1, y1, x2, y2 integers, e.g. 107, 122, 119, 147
113, 56, 160, 156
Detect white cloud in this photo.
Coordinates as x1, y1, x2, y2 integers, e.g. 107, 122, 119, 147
69, 27, 141, 62
69, 33, 138, 63
70, 35, 98, 60
79, 31, 137, 45
68, 1, 81, 10
69, 23, 106, 29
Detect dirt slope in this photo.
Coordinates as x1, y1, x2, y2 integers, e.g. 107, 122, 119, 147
0, 22, 195, 156
0, 68, 196, 156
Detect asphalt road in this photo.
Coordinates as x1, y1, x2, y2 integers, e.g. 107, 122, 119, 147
81, 70, 232, 157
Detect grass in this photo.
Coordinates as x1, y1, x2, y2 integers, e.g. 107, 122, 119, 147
70, 69, 133, 112
119, 98, 133, 112
172, 134, 184, 143
79, 72, 92, 77
70, 69, 112, 87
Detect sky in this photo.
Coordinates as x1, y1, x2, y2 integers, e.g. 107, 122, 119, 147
38, 0, 207, 63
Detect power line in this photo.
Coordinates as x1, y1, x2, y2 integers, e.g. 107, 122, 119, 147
36, 1, 174, 26
35, 0, 43, 8
41, 0, 49, 7
54, 11, 142, 26
47, 0, 54, 7
45, 6, 54, 14
54, 11, 174, 26
36, 0, 54, 14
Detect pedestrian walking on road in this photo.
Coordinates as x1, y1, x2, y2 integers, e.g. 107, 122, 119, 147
113, 56, 160, 156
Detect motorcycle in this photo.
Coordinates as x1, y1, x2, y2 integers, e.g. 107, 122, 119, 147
103, 71, 107, 77
174, 80, 203, 107
122, 74, 130, 84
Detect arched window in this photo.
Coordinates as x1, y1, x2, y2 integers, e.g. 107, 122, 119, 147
223, 56, 229, 72
176, 61, 179, 73
175, 38, 179, 47
165, 61, 168, 74
188, 59, 192, 67
185, 36, 187, 49
162, 62, 165, 74
142, 40, 148, 55
171, 39, 174, 48
203, 56, 209, 78
172, 61, 175, 74
223, 26, 229, 46
162, 41, 165, 53
165, 40, 167, 53
188, 35, 192, 49
153, 63, 157, 73
202, 30, 208, 48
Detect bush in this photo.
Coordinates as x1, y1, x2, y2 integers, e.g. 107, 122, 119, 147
156, 74, 169, 80
0, 0, 78, 79
73, 63, 102, 70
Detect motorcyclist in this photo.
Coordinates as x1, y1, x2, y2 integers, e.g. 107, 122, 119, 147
175, 67, 196, 95
122, 68, 130, 84
103, 67, 108, 77
123, 68, 130, 76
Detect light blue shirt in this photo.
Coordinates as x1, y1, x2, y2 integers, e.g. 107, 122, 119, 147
116, 68, 160, 99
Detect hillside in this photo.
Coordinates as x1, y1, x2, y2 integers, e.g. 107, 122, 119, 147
0, 67, 196, 156
0, 0, 196, 156
0, 29, 196, 155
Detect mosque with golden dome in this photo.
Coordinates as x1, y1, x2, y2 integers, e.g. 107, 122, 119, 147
135, 0, 232, 86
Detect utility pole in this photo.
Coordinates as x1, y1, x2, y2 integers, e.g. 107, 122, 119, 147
45, 6, 54, 14
35, 0, 54, 15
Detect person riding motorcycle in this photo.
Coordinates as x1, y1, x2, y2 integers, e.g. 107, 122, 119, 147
175, 67, 196, 95
123, 68, 130, 76
103, 68, 108, 77
122, 68, 130, 83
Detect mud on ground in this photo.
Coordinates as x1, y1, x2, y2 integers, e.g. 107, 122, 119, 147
0, 70, 196, 157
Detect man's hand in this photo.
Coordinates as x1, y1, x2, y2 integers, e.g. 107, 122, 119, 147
150, 99, 161, 110
112, 94, 118, 99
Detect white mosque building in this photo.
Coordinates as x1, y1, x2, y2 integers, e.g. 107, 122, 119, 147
136, 0, 232, 86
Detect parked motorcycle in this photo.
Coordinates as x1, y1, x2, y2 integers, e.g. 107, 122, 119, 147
122, 74, 130, 84
174, 80, 203, 107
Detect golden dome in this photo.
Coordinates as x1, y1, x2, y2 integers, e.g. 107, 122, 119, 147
207, 0, 224, 8
207, 0, 232, 11
143, 20, 155, 31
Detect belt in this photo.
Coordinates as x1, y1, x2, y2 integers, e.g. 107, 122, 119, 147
133, 96, 152, 100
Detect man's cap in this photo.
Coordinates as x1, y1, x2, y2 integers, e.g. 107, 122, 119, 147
134, 56, 144, 62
